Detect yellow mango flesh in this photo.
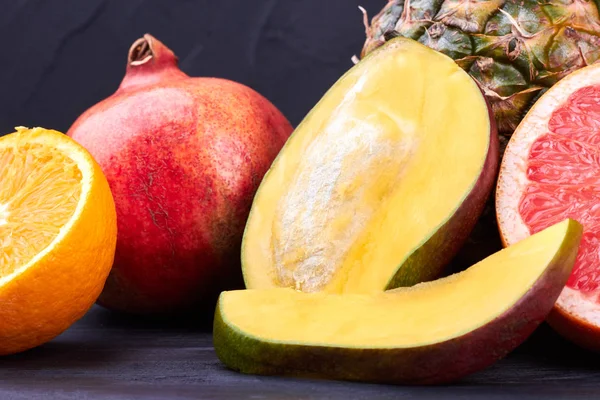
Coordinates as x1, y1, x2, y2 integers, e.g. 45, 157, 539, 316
223, 219, 580, 348
242, 38, 492, 293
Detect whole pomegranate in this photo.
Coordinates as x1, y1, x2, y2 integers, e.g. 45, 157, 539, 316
68, 34, 293, 315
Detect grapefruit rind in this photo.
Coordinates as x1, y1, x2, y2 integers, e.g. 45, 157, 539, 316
554, 287, 600, 326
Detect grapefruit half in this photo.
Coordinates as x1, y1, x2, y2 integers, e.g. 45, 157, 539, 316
497, 64, 600, 351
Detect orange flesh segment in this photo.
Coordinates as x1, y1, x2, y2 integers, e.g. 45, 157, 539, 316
0, 141, 82, 277
519, 84, 600, 292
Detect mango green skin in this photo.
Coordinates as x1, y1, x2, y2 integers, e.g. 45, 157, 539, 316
214, 220, 581, 385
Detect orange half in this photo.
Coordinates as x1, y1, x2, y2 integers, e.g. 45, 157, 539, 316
0, 127, 117, 355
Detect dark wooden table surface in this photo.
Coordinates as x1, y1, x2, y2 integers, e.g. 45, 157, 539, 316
1, 305, 600, 399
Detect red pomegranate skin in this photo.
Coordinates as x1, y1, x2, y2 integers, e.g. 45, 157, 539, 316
67, 34, 293, 315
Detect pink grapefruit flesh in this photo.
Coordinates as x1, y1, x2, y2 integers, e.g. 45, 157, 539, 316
497, 64, 600, 351
520, 85, 600, 292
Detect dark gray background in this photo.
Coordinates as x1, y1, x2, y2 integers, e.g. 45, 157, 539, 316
4, 2, 600, 398
1, 1, 600, 398
0, 0, 372, 135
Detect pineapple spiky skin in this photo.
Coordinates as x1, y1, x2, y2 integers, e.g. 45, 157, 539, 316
361, 0, 600, 149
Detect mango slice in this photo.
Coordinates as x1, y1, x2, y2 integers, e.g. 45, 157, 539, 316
242, 37, 498, 294
215, 219, 582, 385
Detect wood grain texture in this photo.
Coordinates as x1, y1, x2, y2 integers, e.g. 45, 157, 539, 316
1, 306, 600, 399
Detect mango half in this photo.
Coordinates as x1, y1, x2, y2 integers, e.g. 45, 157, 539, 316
242, 37, 499, 293
215, 219, 582, 385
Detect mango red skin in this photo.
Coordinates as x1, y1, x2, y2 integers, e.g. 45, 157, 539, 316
68, 40, 293, 315
214, 220, 581, 385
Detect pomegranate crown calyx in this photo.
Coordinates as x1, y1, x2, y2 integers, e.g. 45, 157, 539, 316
129, 37, 154, 66
126, 34, 179, 69
118, 34, 187, 92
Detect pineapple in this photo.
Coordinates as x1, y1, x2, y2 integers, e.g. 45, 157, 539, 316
360, 0, 600, 148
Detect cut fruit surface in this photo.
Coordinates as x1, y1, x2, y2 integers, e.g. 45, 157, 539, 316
0, 127, 117, 356
215, 220, 582, 385
242, 37, 498, 294
0, 137, 82, 277
497, 63, 600, 351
